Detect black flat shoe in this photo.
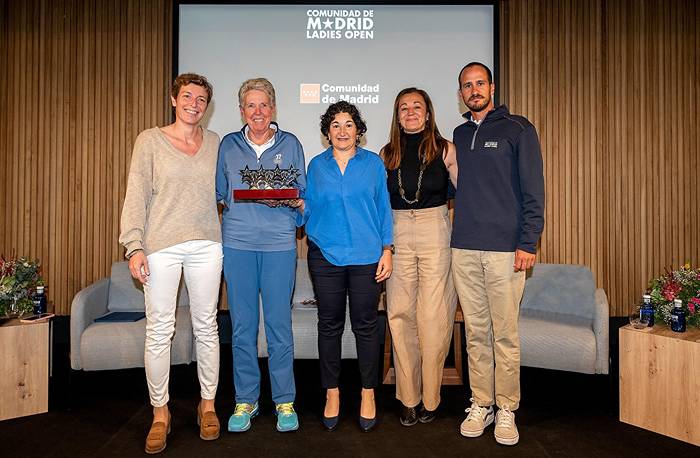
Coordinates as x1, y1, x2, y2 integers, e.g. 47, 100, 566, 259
400, 405, 418, 427
321, 415, 339, 431
359, 415, 377, 432
418, 405, 437, 424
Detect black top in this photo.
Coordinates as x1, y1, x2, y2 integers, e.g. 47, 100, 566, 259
387, 132, 449, 210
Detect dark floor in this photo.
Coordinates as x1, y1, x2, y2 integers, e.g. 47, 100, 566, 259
1, 318, 697, 457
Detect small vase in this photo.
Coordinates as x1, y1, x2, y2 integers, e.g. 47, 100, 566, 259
7, 296, 20, 318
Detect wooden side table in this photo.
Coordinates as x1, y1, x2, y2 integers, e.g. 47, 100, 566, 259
382, 308, 464, 385
619, 324, 700, 446
0, 319, 50, 421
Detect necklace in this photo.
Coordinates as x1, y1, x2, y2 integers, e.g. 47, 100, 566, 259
333, 153, 354, 167
397, 163, 426, 205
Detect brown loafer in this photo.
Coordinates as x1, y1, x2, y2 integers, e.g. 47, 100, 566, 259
145, 413, 171, 454
197, 404, 220, 441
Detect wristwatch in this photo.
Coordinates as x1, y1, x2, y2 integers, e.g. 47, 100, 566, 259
383, 244, 395, 254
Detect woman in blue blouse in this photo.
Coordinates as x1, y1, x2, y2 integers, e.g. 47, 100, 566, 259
303, 101, 393, 432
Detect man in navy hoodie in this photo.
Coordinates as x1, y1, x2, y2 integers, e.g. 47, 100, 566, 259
451, 62, 544, 446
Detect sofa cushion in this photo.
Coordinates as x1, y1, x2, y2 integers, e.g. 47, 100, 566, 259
79, 305, 193, 370
107, 261, 145, 311
107, 261, 189, 311
519, 315, 597, 374
520, 264, 596, 323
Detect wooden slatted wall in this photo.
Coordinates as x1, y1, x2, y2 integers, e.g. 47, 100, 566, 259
500, 0, 699, 316
605, 0, 700, 313
1, 0, 697, 316
0, 0, 172, 315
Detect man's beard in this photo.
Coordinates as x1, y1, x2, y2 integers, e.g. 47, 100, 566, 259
467, 95, 490, 112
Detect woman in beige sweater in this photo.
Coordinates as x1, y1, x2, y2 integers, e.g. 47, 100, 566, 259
119, 73, 222, 454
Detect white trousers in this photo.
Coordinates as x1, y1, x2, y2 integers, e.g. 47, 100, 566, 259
144, 240, 223, 407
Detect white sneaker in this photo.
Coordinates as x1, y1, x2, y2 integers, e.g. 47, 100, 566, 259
494, 406, 519, 445
460, 398, 495, 438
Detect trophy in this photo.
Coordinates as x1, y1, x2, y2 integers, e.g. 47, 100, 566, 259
233, 164, 301, 200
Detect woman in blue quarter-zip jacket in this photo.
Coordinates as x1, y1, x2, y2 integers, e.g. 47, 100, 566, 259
215, 78, 306, 434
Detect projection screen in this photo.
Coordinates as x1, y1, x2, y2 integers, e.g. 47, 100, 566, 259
178, 3, 495, 161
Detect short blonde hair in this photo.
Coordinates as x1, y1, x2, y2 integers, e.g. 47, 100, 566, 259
238, 78, 276, 107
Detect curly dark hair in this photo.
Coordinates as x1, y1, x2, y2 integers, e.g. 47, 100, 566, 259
319, 101, 367, 145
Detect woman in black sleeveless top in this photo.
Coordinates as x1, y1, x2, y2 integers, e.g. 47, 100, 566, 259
381, 88, 458, 427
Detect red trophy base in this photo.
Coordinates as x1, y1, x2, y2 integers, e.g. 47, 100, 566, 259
233, 188, 300, 200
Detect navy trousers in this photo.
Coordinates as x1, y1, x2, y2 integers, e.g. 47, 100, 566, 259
307, 241, 381, 389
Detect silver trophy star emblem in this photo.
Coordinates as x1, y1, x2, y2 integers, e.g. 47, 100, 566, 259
240, 165, 301, 190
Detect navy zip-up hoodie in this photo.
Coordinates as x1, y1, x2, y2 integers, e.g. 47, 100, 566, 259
451, 105, 544, 254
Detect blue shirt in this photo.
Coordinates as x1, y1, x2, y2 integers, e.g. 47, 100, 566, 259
304, 147, 392, 266
216, 124, 306, 251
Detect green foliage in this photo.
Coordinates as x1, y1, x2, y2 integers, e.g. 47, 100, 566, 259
0, 256, 44, 317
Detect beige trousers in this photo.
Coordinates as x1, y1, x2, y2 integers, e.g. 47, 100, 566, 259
451, 249, 525, 410
386, 205, 458, 410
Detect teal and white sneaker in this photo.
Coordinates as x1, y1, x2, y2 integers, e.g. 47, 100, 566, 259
275, 402, 299, 432
228, 402, 259, 432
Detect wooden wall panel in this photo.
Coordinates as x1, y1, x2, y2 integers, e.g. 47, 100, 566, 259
0, 0, 172, 315
499, 0, 607, 291
604, 0, 700, 313
500, 0, 699, 316
1, 0, 697, 316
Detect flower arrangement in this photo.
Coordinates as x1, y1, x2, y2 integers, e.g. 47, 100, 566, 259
0, 256, 44, 317
647, 263, 700, 328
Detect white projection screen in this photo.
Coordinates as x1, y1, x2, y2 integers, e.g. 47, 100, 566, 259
178, 3, 495, 160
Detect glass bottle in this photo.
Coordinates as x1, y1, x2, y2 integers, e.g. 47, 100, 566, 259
640, 294, 654, 327
32, 286, 47, 315
670, 298, 686, 333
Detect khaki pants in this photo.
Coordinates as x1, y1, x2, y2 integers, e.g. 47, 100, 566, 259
386, 206, 458, 410
451, 249, 525, 410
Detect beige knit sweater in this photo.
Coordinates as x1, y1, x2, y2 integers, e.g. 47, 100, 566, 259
119, 127, 222, 257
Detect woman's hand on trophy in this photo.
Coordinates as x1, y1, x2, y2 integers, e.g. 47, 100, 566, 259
284, 198, 304, 210
257, 199, 281, 207
274, 199, 304, 212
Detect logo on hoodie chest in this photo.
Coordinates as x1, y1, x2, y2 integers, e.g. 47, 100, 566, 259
484, 141, 498, 148
273, 153, 283, 165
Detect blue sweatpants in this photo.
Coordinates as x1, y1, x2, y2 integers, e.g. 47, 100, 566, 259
223, 247, 297, 404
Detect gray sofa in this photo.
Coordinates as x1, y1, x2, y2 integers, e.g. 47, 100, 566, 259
70, 262, 194, 370
71, 260, 607, 376
517, 263, 609, 374
70, 259, 353, 371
